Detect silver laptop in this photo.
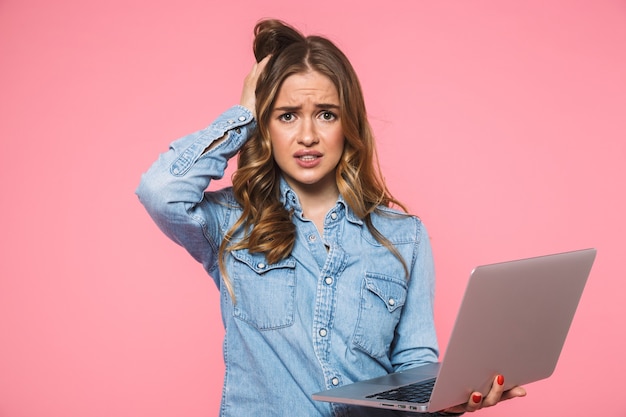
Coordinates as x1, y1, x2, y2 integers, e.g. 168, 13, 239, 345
312, 248, 596, 413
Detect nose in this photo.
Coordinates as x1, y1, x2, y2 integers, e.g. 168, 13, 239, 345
297, 118, 319, 146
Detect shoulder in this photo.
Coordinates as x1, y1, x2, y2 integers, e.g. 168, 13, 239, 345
369, 206, 426, 245
202, 186, 244, 227
204, 186, 238, 205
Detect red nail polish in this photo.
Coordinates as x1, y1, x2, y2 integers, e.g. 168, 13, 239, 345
472, 393, 482, 403
497, 374, 504, 385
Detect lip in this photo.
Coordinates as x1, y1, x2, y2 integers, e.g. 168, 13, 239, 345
293, 150, 323, 168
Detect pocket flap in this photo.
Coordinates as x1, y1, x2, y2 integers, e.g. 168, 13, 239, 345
364, 273, 407, 312
231, 250, 296, 274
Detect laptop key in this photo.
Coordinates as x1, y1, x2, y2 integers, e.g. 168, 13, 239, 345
366, 378, 436, 403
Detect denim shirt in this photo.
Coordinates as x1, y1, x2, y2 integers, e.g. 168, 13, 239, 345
136, 105, 440, 417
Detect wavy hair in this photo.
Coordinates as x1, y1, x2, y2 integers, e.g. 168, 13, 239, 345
219, 19, 409, 299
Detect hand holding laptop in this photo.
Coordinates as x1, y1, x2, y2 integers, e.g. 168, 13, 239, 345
441, 374, 527, 414
313, 249, 596, 413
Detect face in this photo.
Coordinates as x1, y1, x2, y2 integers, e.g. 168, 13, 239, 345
269, 70, 344, 197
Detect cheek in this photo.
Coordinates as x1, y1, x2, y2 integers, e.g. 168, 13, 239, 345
268, 125, 284, 149
331, 131, 346, 154
269, 135, 290, 164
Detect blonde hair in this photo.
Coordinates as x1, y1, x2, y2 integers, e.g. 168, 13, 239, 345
219, 19, 409, 299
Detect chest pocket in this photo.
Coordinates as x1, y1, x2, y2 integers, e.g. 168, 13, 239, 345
353, 272, 407, 358
230, 250, 297, 330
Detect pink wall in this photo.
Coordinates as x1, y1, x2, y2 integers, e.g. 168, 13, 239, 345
1, 1, 625, 416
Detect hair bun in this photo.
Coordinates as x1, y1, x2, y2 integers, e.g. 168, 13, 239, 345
253, 19, 305, 62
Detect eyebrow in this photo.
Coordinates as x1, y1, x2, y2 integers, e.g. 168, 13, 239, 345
273, 103, 341, 112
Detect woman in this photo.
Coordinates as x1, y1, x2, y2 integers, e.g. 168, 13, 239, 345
136, 19, 526, 416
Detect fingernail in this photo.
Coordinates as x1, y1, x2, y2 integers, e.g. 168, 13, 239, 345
472, 393, 482, 403
497, 374, 504, 385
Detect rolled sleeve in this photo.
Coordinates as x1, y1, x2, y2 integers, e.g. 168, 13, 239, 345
135, 105, 255, 279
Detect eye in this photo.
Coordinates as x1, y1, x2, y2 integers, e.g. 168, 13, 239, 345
319, 111, 337, 121
278, 113, 295, 122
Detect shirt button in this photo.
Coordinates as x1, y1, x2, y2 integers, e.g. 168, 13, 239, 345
308, 234, 317, 242
330, 212, 338, 220
388, 298, 396, 306
331, 377, 340, 386
319, 328, 328, 337
238, 115, 246, 121
227, 119, 234, 124
257, 263, 266, 269
325, 277, 333, 285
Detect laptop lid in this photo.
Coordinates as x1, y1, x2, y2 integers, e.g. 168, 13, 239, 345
428, 247, 596, 410
312, 248, 596, 413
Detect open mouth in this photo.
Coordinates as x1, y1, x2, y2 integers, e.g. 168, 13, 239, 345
298, 155, 319, 161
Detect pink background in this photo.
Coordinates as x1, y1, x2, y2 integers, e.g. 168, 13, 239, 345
1, 1, 625, 416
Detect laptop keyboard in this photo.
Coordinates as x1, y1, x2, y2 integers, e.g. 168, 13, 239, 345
366, 378, 436, 403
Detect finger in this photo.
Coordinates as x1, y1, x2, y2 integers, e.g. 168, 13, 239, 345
240, 55, 272, 114
249, 55, 271, 82
481, 374, 506, 407
500, 385, 527, 401
256, 54, 272, 70
463, 392, 483, 412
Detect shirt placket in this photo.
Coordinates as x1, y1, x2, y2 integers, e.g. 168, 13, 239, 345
312, 206, 346, 392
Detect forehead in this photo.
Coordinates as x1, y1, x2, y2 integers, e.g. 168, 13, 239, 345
274, 71, 339, 104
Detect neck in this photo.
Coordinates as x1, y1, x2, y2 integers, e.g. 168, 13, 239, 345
298, 186, 339, 218
286, 177, 339, 234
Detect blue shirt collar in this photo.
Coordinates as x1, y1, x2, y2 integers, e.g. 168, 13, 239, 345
278, 176, 363, 225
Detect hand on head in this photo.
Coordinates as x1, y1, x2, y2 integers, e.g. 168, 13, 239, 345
240, 55, 271, 118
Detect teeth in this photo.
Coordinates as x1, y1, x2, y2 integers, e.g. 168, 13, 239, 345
299, 155, 318, 161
